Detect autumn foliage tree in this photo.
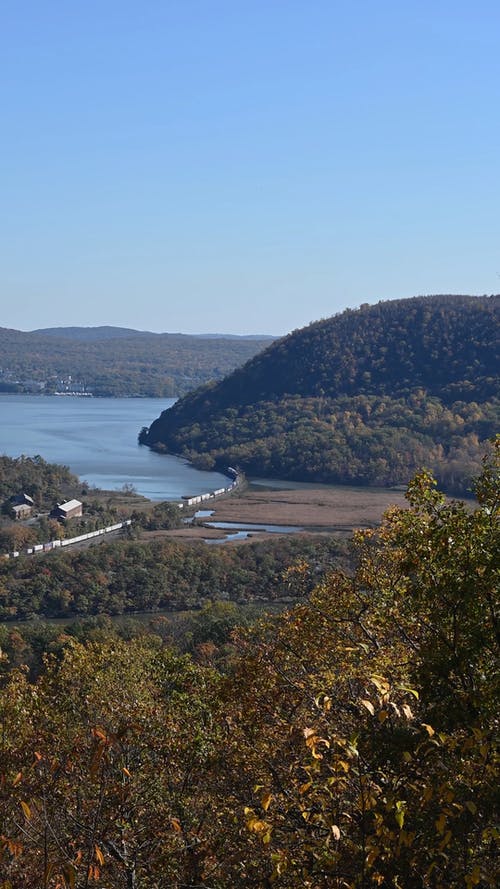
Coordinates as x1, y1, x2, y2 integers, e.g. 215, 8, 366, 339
0, 639, 226, 888
1, 443, 498, 887
225, 443, 499, 887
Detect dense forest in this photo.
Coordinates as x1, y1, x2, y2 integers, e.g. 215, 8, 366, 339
0, 447, 497, 888
0, 534, 348, 621
0, 326, 273, 397
143, 295, 499, 492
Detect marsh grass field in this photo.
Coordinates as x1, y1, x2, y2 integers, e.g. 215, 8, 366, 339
212, 483, 409, 529
143, 482, 410, 544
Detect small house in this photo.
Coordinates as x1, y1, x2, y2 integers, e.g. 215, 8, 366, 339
11, 502, 32, 520
8, 493, 34, 519
50, 499, 83, 521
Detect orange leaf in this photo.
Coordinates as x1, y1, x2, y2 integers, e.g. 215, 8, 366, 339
63, 864, 76, 889
261, 793, 272, 812
20, 801, 31, 820
92, 726, 107, 741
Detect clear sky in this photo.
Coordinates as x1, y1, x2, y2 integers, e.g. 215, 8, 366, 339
2, 1, 499, 335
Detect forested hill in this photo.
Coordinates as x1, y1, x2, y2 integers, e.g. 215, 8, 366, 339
31, 325, 152, 341
144, 295, 500, 492
31, 326, 275, 342
0, 327, 273, 397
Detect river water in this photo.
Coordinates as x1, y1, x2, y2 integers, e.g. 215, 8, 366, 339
0, 395, 230, 500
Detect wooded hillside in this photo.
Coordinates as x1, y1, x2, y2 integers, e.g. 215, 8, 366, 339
0, 327, 273, 397
144, 295, 499, 492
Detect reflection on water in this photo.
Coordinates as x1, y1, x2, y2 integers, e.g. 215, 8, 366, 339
183, 509, 215, 525
206, 521, 303, 533
204, 530, 252, 545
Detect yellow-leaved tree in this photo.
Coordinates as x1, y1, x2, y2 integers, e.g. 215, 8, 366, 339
224, 441, 499, 887
0, 441, 498, 887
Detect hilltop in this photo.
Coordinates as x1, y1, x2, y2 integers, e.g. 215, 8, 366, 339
31, 326, 275, 342
143, 295, 499, 492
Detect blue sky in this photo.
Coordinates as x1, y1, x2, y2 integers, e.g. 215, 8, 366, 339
2, 1, 499, 335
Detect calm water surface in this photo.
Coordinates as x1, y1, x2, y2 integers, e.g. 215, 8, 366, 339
206, 521, 303, 533
0, 395, 229, 500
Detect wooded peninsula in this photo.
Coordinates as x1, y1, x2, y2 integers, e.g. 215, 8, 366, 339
143, 295, 499, 494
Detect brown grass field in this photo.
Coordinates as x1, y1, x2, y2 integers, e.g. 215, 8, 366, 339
211, 484, 408, 530
143, 483, 410, 544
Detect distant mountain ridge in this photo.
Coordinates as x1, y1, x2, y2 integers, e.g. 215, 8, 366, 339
0, 326, 274, 397
31, 326, 275, 342
144, 295, 499, 493
31, 326, 151, 341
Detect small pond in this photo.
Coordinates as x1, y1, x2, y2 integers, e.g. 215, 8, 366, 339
204, 531, 252, 545
205, 521, 304, 533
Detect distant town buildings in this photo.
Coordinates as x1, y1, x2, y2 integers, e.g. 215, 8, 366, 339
0, 367, 92, 395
